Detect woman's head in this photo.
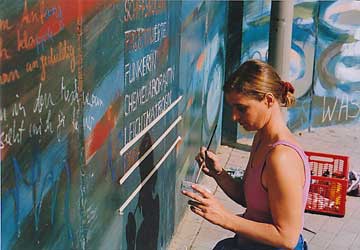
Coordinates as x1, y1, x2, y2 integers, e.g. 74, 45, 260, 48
223, 59, 295, 107
223, 60, 295, 131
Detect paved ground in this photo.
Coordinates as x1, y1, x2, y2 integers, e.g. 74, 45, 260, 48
168, 123, 360, 250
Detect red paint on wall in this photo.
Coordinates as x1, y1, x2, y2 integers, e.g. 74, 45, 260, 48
85, 95, 121, 163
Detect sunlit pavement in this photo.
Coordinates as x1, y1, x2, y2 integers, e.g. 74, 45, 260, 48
168, 123, 360, 250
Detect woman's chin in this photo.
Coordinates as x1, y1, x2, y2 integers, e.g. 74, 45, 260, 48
241, 124, 256, 132
240, 124, 249, 130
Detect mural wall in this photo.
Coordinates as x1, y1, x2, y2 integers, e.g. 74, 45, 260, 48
311, 1, 360, 127
227, 0, 359, 142
0, 1, 227, 250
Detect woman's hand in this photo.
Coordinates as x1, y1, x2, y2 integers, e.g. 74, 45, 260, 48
195, 147, 223, 178
181, 184, 231, 228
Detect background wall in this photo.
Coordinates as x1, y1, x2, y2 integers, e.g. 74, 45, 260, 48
2, 1, 359, 249
225, 0, 359, 143
0, 1, 227, 249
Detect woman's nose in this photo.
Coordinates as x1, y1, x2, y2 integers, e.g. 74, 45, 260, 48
231, 107, 240, 121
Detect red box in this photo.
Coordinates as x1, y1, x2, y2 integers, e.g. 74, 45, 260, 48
305, 151, 349, 217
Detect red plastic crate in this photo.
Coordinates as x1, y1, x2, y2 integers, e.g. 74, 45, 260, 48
305, 151, 349, 217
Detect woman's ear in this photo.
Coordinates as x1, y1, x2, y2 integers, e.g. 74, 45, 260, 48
264, 93, 275, 108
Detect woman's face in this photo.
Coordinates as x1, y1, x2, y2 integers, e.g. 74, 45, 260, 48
225, 91, 269, 131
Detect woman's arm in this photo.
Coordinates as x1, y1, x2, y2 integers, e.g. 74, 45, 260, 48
195, 133, 260, 207
214, 169, 246, 207
196, 148, 247, 207
185, 145, 305, 249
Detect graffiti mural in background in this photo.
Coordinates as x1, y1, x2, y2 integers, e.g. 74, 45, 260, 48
175, 0, 207, 222
117, 1, 181, 249
235, 0, 358, 141
239, 0, 317, 136
287, 0, 318, 131
241, 0, 271, 63
201, 1, 226, 151
1, 0, 227, 249
311, 0, 360, 126
1, 0, 83, 249
175, 0, 226, 226
238, 0, 271, 140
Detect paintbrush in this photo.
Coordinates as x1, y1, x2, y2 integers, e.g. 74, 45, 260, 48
195, 124, 217, 183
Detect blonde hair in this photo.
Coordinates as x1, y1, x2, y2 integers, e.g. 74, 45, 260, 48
223, 60, 295, 107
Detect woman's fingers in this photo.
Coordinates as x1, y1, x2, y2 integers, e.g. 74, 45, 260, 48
181, 189, 205, 203
195, 154, 201, 162
205, 150, 216, 160
199, 147, 207, 159
196, 147, 222, 177
191, 184, 211, 198
202, 167, 210, 174
190, 206, 205, 217
188, 199, 204, 208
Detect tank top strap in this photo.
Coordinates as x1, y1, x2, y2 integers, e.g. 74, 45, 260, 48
271, 140, 308, 163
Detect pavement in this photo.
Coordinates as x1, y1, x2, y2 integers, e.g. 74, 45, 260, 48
168, 123, 360, 250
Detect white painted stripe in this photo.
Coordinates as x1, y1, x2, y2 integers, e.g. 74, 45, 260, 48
119, 116, 182, 185
120, 95, 182, 156
118, 136, 182, 214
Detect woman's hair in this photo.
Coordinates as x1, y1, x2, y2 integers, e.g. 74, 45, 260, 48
223, 59, 295, 107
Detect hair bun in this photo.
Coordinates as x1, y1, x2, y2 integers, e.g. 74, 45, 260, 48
281, 81, 295, 94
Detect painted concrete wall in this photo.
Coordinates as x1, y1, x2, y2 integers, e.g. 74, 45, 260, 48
226, 0, 359, 142
0, 1, 227, 249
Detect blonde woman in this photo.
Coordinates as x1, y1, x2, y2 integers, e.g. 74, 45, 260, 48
182, 60, 310, 250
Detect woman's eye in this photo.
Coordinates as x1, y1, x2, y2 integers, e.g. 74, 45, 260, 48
236, 105, 247, 113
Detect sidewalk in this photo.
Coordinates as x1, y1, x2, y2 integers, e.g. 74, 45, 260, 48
168, 123, 360, 250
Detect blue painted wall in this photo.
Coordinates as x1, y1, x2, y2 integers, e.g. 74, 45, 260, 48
226, 0, 359, 142
0, 1, 227, 249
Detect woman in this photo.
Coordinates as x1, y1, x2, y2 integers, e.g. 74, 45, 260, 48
182, 60, 310, 250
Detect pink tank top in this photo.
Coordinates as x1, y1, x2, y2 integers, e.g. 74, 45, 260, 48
243, 140, 311, 225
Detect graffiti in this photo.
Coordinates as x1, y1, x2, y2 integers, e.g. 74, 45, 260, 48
0, 76, 105, 151
1, 1, 226, 249
60, 77, 103, 108
0, 94, 27, 149
35, 27, 56, 55
124, 50, 157, 86
17, 0, 46, 52
39, 40, 76, 81
123, 70, 174, 143
11, 94, 27, 118
20, 0, 45, 26
0, 69, 21, 85
56, 111, 66, 140
123, 7, 174, 149
76, 14, 84, 92
125, 22, 167, 51
124, 90, 172, 144
25, 60, 40, 72
0, 107, 7, 121
0, 119, 26, 149
124, 0, 167, 22
322, 92, 360, 123
124, 66, 173, 116
0, 18, 13, 31
234, 0, 359, 132
33, 83, 55, 114
311, 0, 360, 127
1, 142, 74, 250
17, 29, 38, 52
44, 6, 63, 21
0, 36, 11, 60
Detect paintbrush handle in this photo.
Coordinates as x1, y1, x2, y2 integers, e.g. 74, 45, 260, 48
195, 162, 204, 183
195, 124, 217, 183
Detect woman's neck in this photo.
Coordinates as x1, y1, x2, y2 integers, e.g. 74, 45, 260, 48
259, 105, 289, 143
